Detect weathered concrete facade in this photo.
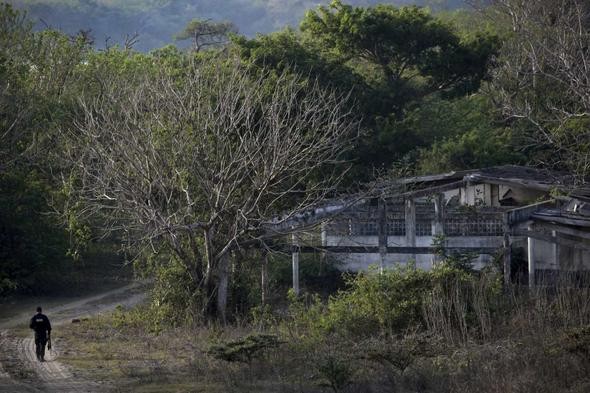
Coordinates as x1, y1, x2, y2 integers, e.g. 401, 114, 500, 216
279, 166, 590, 293
312, 166, 590, 286
323, 199, 505, 272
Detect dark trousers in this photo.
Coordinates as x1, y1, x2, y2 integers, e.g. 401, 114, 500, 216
34, 334, 47, 360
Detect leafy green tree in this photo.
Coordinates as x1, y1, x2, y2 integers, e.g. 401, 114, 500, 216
411, 95, 524, 173
295, 1, 502, 172
0, 171, 75, 294
234, 2, 500, 172
0, 3, 35, 169
175, 18, 237, 52
231, 29, 363, 91
301, 0, 499, 116
0, 4, 95, 294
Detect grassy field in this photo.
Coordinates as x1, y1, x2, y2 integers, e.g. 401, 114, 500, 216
54, 271, 590, 393
57, 313, 295, 392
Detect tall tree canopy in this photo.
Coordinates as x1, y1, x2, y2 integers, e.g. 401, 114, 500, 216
0, 4, 91, 294
233, 2, 500, 173
301, 0, 499, 116
175, 18, 237, 52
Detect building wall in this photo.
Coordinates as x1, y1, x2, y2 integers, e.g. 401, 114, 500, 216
325, 234, 503, 272
537, 242, 590, 271
531, 238, 559, 270
322, 180, 566, 274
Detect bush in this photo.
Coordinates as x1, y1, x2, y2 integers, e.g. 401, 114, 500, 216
423, 263, 502, 343
146, 254, 205, 328
322, 265, 431, 336
317, 354, 353, 393
285, 259, 503, 342
207, 334, 284, 363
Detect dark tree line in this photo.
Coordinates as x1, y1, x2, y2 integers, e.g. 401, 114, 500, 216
2, 0, 587, 322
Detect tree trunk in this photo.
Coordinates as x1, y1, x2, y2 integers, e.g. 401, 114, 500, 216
261, 251, 269, 306
203, 228, 216, 318
216, 251, 230, 324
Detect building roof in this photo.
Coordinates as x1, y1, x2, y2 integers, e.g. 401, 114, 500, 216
267, 165, 579, 232
532, 197, 590, 228
395, 165, 575, 196
465, 165, 574, 191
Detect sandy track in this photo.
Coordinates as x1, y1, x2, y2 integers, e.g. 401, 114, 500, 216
15, 336, 106, 392
0, 282, 147, 392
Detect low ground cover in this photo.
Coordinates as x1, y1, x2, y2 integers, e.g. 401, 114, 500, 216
56, 263, 590, 392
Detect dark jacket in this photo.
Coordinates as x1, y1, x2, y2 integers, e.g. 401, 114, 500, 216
30, 313, 51, 337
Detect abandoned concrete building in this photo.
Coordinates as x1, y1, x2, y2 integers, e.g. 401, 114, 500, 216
287, 165, 590, 290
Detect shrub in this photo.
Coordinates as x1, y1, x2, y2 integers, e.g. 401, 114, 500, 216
206, 334, 284, 363
317, 354, 353, 393
322, 265, 432, 336
287, 260, 502, 341
146, 254, 204, 328
423, 263, 502, 343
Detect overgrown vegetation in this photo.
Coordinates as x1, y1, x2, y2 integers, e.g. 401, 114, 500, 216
58, 262, 590, 392
3, 1, 590, 391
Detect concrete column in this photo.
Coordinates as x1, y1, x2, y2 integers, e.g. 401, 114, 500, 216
433, 194, 444, 236
552, 230, 559, 270
292, 232, 300, 295
432, 194, 444, 266
405, 198, 416, 263
320, 221, 327, 266
503, 213, 512, 287
528, 224, 535, 287
378, 198, 387, 273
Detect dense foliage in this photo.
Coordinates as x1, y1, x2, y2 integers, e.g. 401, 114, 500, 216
234, 1, 502, 173
4, 2, 590, 392
2, 0, 588, 322
11, 0, 466, 51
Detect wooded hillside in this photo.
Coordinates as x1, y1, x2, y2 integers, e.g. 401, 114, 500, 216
10, 0, 465, 51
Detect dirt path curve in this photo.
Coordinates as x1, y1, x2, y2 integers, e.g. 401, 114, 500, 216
0, 282, 147, 392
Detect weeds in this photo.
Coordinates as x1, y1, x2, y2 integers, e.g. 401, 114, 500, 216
57, 263, 590, 393
206, 334, 284, 363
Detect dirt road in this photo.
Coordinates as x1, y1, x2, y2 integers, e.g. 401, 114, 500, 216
0, 282, 147, 392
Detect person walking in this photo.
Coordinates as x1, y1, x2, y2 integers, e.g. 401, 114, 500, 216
29, 306, 51, 362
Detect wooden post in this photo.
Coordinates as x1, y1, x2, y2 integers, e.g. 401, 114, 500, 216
405, 198, 416, 263
528, 224, 535, 288
378, 198, 387, 273
292, 232, 300, 295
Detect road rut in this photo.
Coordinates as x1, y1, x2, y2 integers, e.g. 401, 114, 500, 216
0, 282, 147, 392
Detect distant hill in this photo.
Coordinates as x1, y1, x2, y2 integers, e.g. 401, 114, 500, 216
8, 0, 467, 51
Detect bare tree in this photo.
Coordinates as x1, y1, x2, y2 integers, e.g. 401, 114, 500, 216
489, 0, 590, 180
62, 58, 358, 322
